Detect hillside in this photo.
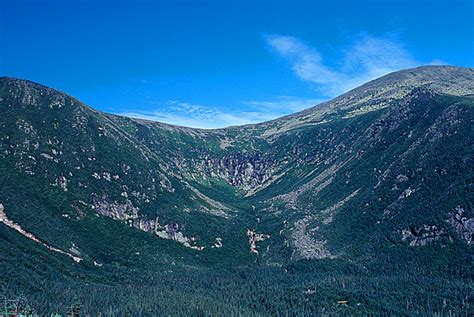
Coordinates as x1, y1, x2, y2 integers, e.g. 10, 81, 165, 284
0, 65, 473, 315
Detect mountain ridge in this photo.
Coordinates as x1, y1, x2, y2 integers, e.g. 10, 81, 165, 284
0, 65, 472, 315
3, 65, 473, 131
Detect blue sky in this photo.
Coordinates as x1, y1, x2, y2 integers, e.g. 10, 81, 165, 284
1, 0, 473, 128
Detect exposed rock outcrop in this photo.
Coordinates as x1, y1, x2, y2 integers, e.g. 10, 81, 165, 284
401, 225, 445, 246
154, 221, 205, 250
247, 229, 269, 255
0, 203, 83, 262
448, 206, 473, 244
193, 153, 275, 193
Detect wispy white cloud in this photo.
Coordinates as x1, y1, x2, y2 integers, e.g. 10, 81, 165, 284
119, 96, 324, 129
265, 33, 424, 96
120, 33, 430, 129
265, 34, 343, 94
120, 100, 277, 129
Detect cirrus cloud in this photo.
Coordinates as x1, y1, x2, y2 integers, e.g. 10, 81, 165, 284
120, 100, 279, 129
265, 33, 435, 96
119, 33, 439, 129
119, 96, 324, 129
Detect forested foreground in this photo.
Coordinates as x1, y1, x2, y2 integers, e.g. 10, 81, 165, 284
2, 262, 472, 316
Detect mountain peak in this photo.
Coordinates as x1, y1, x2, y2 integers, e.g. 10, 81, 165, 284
357, 65, 474, 93
256, 65, 474, 137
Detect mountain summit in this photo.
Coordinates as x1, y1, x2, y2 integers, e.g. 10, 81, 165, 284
1, 65, 473, 315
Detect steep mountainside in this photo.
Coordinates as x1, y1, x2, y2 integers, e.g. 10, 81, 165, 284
1, 65, 473, 315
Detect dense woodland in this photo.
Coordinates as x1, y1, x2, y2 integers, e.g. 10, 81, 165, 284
1, 231, 472, 316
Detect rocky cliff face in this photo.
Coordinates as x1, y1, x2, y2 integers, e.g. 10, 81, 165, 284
196, 153, 274, 191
